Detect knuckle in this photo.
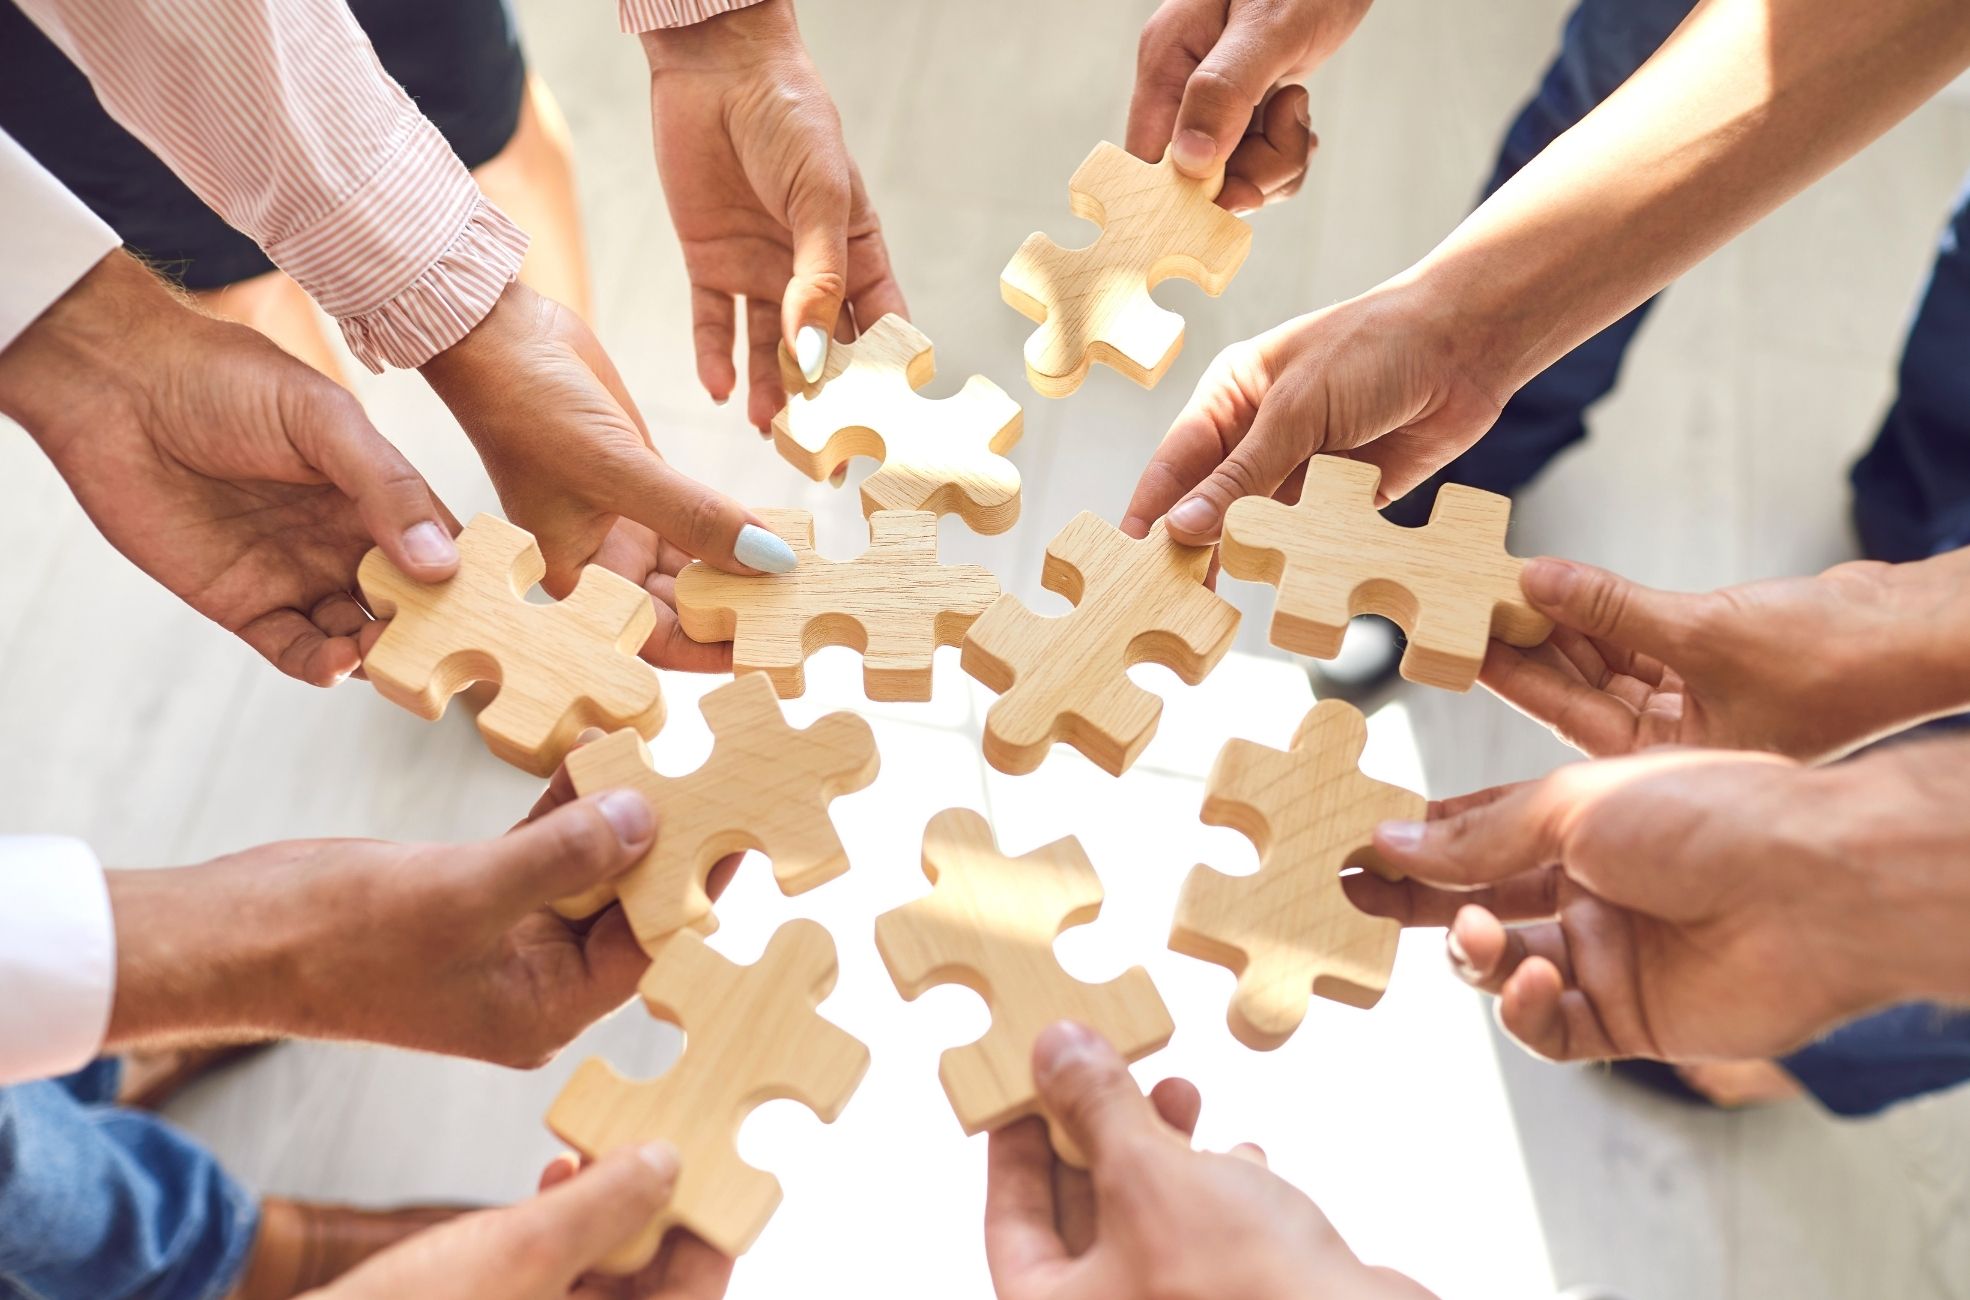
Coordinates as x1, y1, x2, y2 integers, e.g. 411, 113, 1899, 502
685, 490, 729, 557
1579, 572, 1631, 637
1183, 66, 1249, 115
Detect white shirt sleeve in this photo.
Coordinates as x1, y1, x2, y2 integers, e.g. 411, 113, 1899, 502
0, 127, 119, 355
0, 836, 116, 1086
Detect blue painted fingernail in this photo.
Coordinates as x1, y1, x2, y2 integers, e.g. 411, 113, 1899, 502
735, 523, 798, 575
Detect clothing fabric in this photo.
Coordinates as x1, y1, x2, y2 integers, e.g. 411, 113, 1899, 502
0, 835, 115, 1089
0, 1060, 258, 1300
619, 0, 768, 33
0, 127, 118, 352
1785, 1004, 1970, 1118
10, 0, 529, 373
0, 0, 527, 295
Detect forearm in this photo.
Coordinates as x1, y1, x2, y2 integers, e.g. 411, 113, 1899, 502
1403, 0, 1970, 393
1866, 549, 1970, 733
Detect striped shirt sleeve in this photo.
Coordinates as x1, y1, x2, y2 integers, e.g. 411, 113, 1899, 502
620, 0, 770, 33
12, 0, 529, 373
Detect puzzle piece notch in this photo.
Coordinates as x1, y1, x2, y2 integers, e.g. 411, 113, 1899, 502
961, 513, 1239, 776
1001, 142, 1252, 398
676, 509, 1001, 702
357, 514, 662, 776
1219, 456, 1552, 692
1169, 701, 1424, 1049
555, 672, 879, 945
875, 808, 1173, 1165
773, 314, 1025, 534
546, 920, 869, 1272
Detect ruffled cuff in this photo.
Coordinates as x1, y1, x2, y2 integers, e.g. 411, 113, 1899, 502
620, 0, 769, 33
334, 198, 529, 372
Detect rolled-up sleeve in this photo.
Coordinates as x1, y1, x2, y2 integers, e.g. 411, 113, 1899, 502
620, 0, 769, 33
13, 0, 529, 373
0, 129, 118, 354
0, 837, 115, 1087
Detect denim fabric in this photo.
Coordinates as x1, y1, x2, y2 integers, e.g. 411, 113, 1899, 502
1784, 1005, 1970, 1118
0, 1061, 257, 1300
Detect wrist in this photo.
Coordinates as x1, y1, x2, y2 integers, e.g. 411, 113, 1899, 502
1878, 549, 1970, 720
638, 0, 800, 73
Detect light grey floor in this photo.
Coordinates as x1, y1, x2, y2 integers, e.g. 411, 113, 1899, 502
5, 1, 1970, 1296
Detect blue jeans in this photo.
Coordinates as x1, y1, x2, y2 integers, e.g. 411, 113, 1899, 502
1437, 0, 1970, 1117
1400, 0, 1970, 564
0, 1060, 257, 1300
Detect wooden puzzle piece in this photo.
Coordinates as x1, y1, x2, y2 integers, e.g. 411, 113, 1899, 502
1168, 701, 1424, 1049
546, 921, 869, 1272
773, 314, 1025, 534
675, 509, 1000, 702
874, 808, 1173, 1165
357, 514, 662, 777
554, 673, 878, 944
1219, 456, 1553, 691
961, 513, 1239, 776
1001, 142, 1252, 398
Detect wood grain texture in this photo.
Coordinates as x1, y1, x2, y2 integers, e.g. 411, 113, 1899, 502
552, 673, 878, 943
546, 921, 869, 1271
961, 514, 1239, 775
1001, 141, 1252, 397
357, 513, 662, 777
773, 314, 1024, 534
675, 510, 1001, 702
1220, 456, 1553, 691
1169, 700, 1424, 1048
874, 808, 1173, 1165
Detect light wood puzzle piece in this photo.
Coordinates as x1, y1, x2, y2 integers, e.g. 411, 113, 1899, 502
546, 921, 868, 1272
675, 509, 1000, 702
1001, 142, 1252, 397
554, 673, 878, 943
1219, 456, 1553, 692
357, 513, 662, 776
773, 314, 1025, 534
874, 808, 1174, 1165
961, 513, 1238, 776
1169, 701, 1424, 1049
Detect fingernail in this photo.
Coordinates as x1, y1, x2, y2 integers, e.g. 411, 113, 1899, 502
1378, 820, 1424, 852
597, 790, 654, 844
638, 1140, 679, 1177
1294, 97, 1312, 131
1446, 929, 1479, 982
576, 727, 608, 746
402, 521, 457, 568
1033, 1020, 1101, 1086
796, 325, 828, 384
735, 523, 799, 575
1171, 129, 1217, 174
1520, 558, 1576, 606
713, 393, 729, 407
828, 463, 849, 487
1167, 497, 1219, 534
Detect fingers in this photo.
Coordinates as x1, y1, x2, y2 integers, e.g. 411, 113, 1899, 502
641, 1232, 735, 1300
1121, 342, 1270, 538
516, 1142, 679, 1282
1499, 955, 1617, 1062
778, 148, 853, 385
1478, 640, 1643, 758
640, 574, 735, 673
287, 380, 459, 583
690, 286, 738, 406
473, 791, 656, 918
984, 1116, 1069, 1286
1126, 2, 1206, 164
1168, 4, 1306, 179
1344, 863, 1562, 928
843, 168, 908, 328
1519, 558, 1695, 662
1373, 775, 1575, 889
1446, 905, 1572, 995
1148, 1076, 1202, 1139
1218, 85, 1315, 213
1031, 1021, 1165, 1167
1165, 385, 1316, 543
237, 607, 360, 688
605, 449, 796, 575
745, 297, 784, 434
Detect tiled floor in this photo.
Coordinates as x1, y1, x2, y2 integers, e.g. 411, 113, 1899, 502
5, 1, 1970, 1297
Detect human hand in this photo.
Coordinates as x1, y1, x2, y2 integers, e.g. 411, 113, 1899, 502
1360, 749, 1904, 1064
309, 1144, 730, 1300
104, 785, 662, 1067
986, 1021, 1432, 1300
1479, 553, 1970, 763
639, 0, 905, 431
0, 252, 458, 687
419, 281, 796, 595
1120, 283, 1501, 544
1129, 0, 1362, 210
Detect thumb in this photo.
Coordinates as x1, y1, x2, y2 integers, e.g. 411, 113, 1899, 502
512, 1142, 680, 1283
1372, 773, 1577, 889
610, 451, 798, 577
475, 791, 655, 918
779, 153, 852, 386
287, 379, 459, 582
1163, 397, 1313, 543
1169, 4, 1298, 177
1031, 1021, 1164, 1166
1519, 558, 1693, 659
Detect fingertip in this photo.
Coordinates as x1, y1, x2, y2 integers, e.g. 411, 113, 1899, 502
1032, 1019, 1111, 1090
1118, 514, 1152, 541
734, 523, 799, 575
1170, 128, 1219, 177
1519, 557, 1579, 608
593, 789, 656, 848
399, 521, 460, 578
1165, 496, 1220, 541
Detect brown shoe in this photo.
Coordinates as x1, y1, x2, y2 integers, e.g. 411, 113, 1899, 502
117, 1041, 277, 1110
223, 1198, 472, 1300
